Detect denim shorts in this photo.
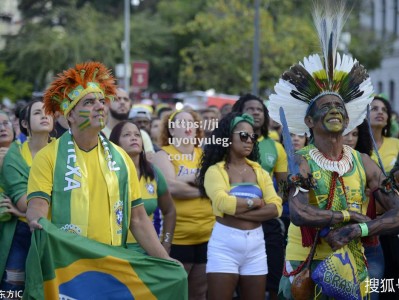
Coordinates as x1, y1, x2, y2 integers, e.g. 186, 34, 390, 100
1, 221, 31, 291
206, 222, 267, 275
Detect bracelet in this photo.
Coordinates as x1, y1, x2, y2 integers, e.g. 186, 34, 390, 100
358, 223, 369, 237
163, 232, 173, 243
341, 210, 351, 222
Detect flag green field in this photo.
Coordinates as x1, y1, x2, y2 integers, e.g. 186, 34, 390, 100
23, 218, 187, 300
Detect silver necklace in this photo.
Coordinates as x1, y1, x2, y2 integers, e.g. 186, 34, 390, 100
228, 163, 248, 175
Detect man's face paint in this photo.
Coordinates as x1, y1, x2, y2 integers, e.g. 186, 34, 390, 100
98, 110, 105, 128
78, 110, 91, 131
309, 95, 348, 133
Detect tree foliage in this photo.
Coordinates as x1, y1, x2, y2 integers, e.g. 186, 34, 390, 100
0, 0, 390, 98
178, 0, 317, 95
0, 62, 32, 101
1, 1, 122, 91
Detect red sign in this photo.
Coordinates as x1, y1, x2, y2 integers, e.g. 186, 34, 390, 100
132, 61, 149, 89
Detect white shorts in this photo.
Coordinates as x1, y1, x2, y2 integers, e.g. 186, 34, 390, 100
206, 222, 268, 275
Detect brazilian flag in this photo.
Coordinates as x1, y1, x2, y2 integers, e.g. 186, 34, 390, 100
23, 219, 187, 300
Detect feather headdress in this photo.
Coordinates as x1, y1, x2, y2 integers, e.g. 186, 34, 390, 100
268, 0, 374, 135
43, 61, 117, 117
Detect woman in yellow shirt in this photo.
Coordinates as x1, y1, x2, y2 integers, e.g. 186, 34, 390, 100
369, 94, 399, 288
197, 112, 282, 300
152, 110, 215, 300
0, 100, 53, 294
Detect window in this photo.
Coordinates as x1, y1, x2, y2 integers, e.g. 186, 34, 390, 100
382, 0, 386, 35
378, 81, 383, 93
371, 1, 375, 30
395, 0, 398, 35
390, 80, 395, 103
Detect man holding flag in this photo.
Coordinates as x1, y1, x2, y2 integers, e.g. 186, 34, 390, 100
24, 61, 187, 299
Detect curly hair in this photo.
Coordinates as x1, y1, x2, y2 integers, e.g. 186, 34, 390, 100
232, 93, 269, 138
197, 112, 260, 198
158, 110, 204, 147
372, 96, 393, 137
109, 121, 155, 181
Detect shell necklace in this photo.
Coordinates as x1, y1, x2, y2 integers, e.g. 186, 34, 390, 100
309, 145, 353, 177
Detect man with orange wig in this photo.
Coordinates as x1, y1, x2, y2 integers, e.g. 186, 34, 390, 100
25, 62, 177, 260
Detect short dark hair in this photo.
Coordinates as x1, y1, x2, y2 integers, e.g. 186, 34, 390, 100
232, 93, 269, 137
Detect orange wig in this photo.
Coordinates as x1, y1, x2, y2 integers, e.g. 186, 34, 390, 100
43, 61, 117, 116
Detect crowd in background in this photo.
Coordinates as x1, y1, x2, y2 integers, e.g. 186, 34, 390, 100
1, 89, 399, 300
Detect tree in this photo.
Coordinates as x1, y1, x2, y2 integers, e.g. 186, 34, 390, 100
1, 1, 123, 91
0, 62, 32, 101
178, 0, 317, 95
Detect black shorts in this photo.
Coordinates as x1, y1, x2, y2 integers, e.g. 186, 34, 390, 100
170, 242, 208, 264
262, 218, 285, 292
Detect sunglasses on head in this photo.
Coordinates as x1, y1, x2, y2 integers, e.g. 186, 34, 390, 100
232, 131, 258, 143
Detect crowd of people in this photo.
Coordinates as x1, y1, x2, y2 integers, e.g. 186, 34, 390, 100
2, 2, 399, 300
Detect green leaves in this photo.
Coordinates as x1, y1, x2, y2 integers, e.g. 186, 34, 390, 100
0, 0, 389, 97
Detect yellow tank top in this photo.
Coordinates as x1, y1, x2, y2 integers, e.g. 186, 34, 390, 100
371, 137, 399, 173
286, 148, 368, 261
162, 145, 215, 245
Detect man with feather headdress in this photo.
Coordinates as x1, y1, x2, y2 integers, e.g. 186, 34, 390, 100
268, 1, 399, 299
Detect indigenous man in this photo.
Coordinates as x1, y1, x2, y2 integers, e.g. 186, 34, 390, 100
268, 2, 399, 299
26, 62, 176, 262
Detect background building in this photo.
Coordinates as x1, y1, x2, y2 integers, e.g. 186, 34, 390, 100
0, 0, 21, 50
361, 0, 399, 110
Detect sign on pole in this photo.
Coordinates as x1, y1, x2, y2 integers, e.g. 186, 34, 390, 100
132, 61, 149, 89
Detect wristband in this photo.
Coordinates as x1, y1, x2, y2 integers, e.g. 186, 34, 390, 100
358, 223, 369, 237
341, 210, 350, 222
163, 232, 173, 243
319, 226, 331, 237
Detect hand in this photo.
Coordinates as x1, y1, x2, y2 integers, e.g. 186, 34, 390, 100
27, 218, 43, 232
348, 211, 371, 223
324, 224, 361, 251
180, 173, 197, 184
162, 241, 171, 254
253, 198, 265, 209
166, 256, 184, 268
0, 197, 25, 218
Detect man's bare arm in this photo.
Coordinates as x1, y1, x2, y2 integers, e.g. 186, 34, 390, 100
289, 155, 368, 227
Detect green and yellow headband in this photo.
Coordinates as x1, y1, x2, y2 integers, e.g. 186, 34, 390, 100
230, 114, 254, 133
62, 82, 104, 116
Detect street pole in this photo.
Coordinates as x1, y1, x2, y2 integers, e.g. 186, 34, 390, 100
124, 0, 130, 92
251, 0, 260, 95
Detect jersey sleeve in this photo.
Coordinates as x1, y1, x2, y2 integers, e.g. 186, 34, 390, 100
153, 165, 168, 196
27, 146, 55, 204
273, 141, 288, 173
123, 151, 143, 208
204, 166, 237, 216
